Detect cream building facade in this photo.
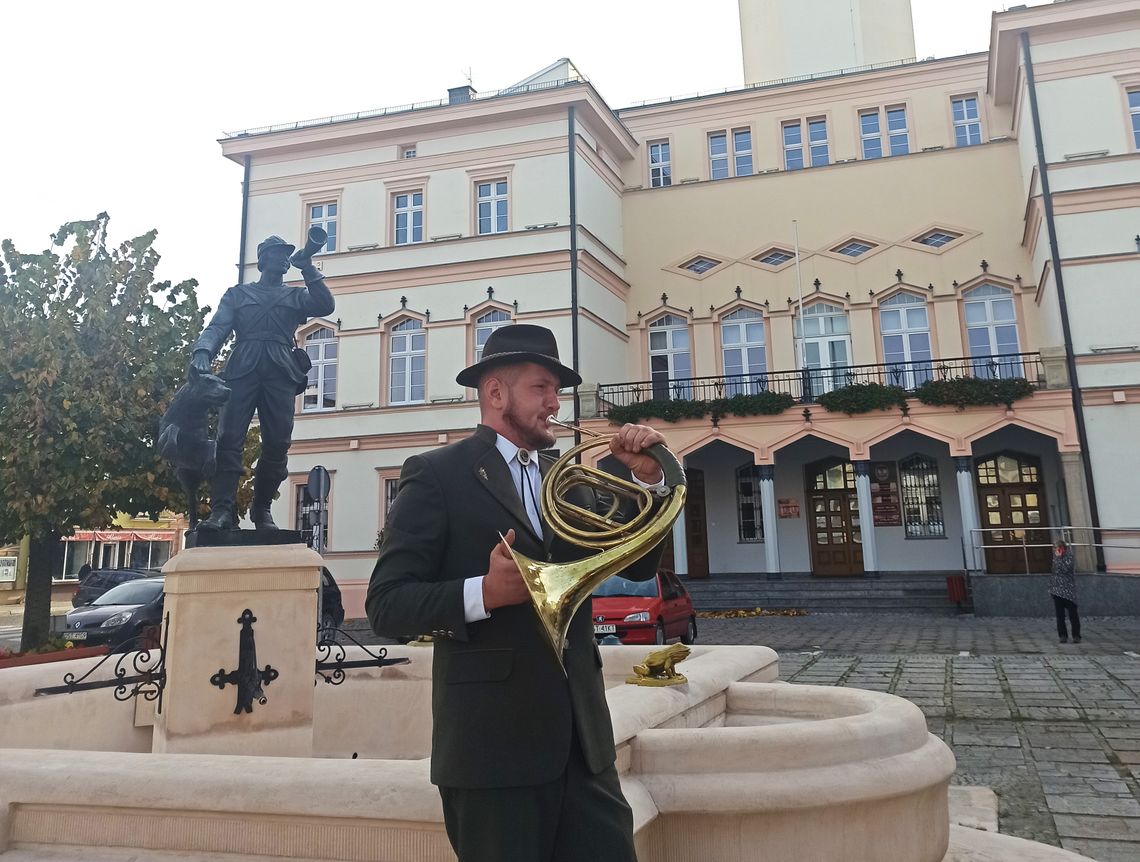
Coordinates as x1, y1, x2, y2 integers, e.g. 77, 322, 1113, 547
218, 0, 1140, 616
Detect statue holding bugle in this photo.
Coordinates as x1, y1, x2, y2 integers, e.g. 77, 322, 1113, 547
186, 227, 335, 532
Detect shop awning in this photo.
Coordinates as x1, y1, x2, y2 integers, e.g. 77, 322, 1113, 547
63, 530, 176, 542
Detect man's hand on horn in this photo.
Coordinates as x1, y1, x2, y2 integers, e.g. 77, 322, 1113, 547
609, 423, 667, 485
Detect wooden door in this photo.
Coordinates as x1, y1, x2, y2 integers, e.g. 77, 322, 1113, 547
685, 469, 710, 579
976, 453, 1050, 574
806, 459, 864, 576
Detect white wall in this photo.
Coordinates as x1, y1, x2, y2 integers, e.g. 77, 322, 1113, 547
1084, 402, 1140, 530
866, 434, 964, 572
684, 442, 768, 574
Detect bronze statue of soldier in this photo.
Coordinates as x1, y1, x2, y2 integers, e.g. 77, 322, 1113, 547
188, 230, 335, 532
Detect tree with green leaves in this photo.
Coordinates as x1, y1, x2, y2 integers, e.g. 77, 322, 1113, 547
0, 214, 207, 651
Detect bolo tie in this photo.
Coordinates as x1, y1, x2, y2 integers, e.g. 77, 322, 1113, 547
517, 449, 538, 534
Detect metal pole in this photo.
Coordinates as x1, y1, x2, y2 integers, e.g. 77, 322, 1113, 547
793, 220, 807, 400
1021, 31, 1105, 571
567, 106, 582, 453
237, 154, 251, 285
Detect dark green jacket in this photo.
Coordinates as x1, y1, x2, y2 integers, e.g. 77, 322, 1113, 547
366, 424, 661, 789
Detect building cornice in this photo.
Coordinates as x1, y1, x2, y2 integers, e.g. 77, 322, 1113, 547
220, 82, 637, 165
989, 0, 1140, 106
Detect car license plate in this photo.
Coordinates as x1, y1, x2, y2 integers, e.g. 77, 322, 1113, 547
593, 624, 616, 634
62, 631, 87, 641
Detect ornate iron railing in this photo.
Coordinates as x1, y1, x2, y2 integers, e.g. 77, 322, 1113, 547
315, 628, 409, 686
34, 614, 168, 709
598, 352, 1043, 413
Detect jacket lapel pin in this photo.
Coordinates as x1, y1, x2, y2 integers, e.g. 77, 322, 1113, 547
478, 467, 488, 481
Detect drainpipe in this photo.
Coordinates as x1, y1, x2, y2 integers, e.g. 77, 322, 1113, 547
237, 154, 251, 285
567, 106, 582, 450
1021, 31, 1105, 571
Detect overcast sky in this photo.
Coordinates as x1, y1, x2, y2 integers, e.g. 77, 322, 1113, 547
1, 0, 1045, 311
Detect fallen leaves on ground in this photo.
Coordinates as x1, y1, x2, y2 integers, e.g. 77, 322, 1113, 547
697, 608, 808, 618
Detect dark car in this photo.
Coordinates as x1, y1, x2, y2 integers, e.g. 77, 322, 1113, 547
591, 569, 697, 646
319, 567, 345, 634
62, 577, 165, 652
71, 567, 155, 608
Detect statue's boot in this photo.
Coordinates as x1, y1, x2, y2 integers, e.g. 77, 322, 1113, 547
250, 470, 282, 531
197, 471, 241, 531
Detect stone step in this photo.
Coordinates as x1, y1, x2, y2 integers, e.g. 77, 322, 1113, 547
679, 572, 969, 614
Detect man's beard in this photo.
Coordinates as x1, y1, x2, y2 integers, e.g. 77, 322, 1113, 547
503, 401, 555, 451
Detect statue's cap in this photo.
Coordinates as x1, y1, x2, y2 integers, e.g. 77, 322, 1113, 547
256, 236, 296, 259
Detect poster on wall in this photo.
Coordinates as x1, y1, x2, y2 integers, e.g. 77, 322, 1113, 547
870, 462, 902, 527
0, 558, 16, 583
778, 498, 800, 519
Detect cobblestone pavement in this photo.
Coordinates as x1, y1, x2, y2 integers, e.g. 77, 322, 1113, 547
346, 614, 1140, 859
720, 615, 1140, 861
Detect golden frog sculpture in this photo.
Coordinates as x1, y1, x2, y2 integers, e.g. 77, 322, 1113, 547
626, 643, 691, 687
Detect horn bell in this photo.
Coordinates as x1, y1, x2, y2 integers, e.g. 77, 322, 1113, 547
507, 436, 687, 664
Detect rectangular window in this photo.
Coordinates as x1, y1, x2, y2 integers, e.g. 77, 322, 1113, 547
900, 456, 945, 538
393, 191, 423, 245
649, 140, 672, 187
860, 110, 883, 160
476, 180, 508, 235
709, 132, 729, 180
951, 96, 982, 147
295, 484, 329, 550
308, 202, 338, 253
733, 128, 752, 176
736, 466, 765, 542
400, 145, 417, 159
808, 118, 829, 167
861, 107, 909, 159
783, 122, 804, 170
388, 320, 426, 405
886, 106, 910, 156
1130, 89, 1140, 149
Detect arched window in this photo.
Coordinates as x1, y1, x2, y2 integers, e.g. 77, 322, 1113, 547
721, 308, 767, 396
735, 464, 764, 542
795, 302, 851, 396
474, 309, 511, 364
648, 314, 692, 400
963, 284, 1022, 378
899, 455, 945, 538
302, 326, 337, 412
388, 318, 426, 405
879, 293, 932, 389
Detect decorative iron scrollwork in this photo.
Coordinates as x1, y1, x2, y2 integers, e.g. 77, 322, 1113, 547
34, 613, 169, 710
315, 627, 409, 686
209, 609, 279, 714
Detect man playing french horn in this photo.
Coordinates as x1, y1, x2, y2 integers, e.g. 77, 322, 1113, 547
367, 323, 671, 862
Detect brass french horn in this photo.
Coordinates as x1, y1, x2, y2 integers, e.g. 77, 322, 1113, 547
502, 417, 687, 664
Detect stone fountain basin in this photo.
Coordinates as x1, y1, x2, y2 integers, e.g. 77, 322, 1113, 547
0, 643, 1088, 861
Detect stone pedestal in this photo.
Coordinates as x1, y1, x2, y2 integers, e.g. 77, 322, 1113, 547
153, 543, 322, 757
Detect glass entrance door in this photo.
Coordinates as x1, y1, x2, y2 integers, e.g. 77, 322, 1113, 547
975, 453, 1050, 574
806, 459, 864, 576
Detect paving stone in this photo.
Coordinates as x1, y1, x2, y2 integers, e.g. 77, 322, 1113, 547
1053, 813, 1140, 840
1059, 837, 1140, 862
1046, 795, 1140, 816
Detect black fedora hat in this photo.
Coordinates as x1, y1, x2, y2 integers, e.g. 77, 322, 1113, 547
456, 324, 581, 389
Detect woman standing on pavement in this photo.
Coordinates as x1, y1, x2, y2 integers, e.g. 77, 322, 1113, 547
1049, 539, 1080, 644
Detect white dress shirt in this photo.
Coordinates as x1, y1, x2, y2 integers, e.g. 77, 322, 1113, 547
462, 433, 667, 624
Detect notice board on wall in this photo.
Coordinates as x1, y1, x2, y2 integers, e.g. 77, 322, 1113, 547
778, 498, 800, 519
870, 461, 902, 527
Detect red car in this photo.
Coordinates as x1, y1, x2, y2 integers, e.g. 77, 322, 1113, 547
590, 569, 697, 645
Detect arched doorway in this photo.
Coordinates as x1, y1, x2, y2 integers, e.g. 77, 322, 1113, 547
805, 458, 864, 576
975, 452, 1050, 574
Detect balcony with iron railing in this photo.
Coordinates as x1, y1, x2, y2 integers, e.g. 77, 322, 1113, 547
595, 352, 1045, 415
